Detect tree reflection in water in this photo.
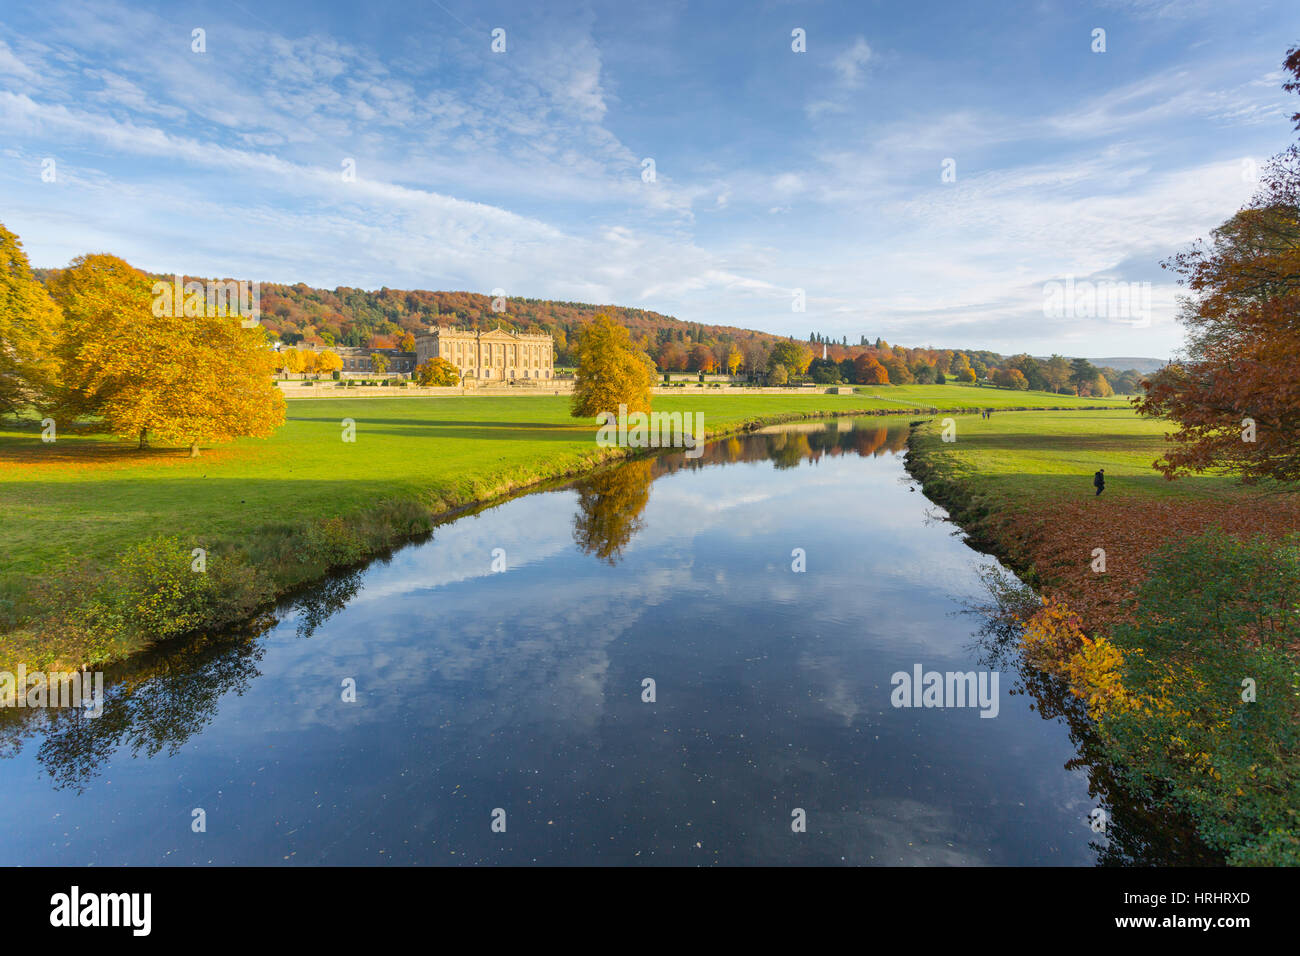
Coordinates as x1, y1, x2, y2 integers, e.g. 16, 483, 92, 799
572, 458, 655, 564
0, 618, 273, 793
571, 420, 910, 564
293, 569, 365, 639
0, 570, 370, 792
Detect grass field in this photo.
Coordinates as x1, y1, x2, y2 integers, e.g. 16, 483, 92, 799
0, 386, 1124, 580
0, 385, 1127, 668
906, 409, 1300, 628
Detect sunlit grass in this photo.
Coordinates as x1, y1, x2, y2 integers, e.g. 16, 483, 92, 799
0, 389, 1131, 638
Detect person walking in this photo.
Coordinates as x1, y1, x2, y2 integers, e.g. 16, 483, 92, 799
1093, 468, 1105, 496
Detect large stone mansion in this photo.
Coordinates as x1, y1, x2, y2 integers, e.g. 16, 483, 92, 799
303, 326, 555, 380
415, 327, 555, 381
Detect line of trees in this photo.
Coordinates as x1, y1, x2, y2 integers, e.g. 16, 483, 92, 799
132, 270, 1153, 391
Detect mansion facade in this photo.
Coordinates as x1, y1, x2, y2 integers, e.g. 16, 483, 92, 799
415, 327, 555, 381
298, 345, 416, 375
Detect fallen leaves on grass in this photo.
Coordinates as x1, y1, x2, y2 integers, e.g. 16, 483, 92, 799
989, 492, 1300, 634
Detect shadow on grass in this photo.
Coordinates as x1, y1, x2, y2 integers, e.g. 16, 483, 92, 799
0, 440, 209, 465
285, 416, 594, 442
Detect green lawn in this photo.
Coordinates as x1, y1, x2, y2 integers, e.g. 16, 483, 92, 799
910, 407, 1242, 503
905, 408, 1300, 632
0, 386, 1129, 666
0, 387, 1125, 578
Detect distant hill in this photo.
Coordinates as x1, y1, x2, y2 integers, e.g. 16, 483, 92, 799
32, 269, 794, 359
1035, 355, 1168, 375
1083, 357, 1170, 375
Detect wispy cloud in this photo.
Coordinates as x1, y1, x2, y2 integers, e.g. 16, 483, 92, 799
0, 0, 1294, 356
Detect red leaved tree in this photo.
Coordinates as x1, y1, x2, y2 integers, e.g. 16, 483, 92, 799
1136, 46, 1300, 483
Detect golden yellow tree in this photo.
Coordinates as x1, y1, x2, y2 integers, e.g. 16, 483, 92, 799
725, 345, 743, 375
370, 352, 389, 375
414, 357, 460, 386
0, 222, 62, 415
571, 313, 655, 418
48, 254, 163, 434
316, 350, 342, 375
120, 314, 284, 456
280, 348, 304, 377
49, 254, 285, 455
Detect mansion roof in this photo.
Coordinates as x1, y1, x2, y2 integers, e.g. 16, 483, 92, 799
417, 326, 552, 342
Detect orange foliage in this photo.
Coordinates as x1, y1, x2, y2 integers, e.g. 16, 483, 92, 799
1019, 597, 1140, 718
990, 495, 1300, 633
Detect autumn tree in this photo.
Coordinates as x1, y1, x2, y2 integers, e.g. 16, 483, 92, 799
571, 313, 656, 418
742, 340, 770, 376
316, 350, 343, 376
0, 222, 61, 415
1131, 53, 1300, 483
1009, 353, 1047, 391
690, 343, 718, 373
46, 254, 160, 433
48, 253, 285, 455
370, 352, 389, 375
1042, 354, 1072, 393
725, 345, 744, 375
1138, 148, 1300, 479
399, 332, 416, 351
414, 357, 460, 386
656, 341, 688, 372
769, 340, 812, 378
139, 314, 285, 456
853, 353, 889, 385
280, 348, 304, 377
909, 359, 936, 384
1069, 357, 1099, 394
881, 355, 912, 384
992, 367, 1029, 390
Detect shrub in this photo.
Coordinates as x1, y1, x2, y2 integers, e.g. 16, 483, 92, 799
1102, 531, 1300, 863
83, 537, 216, 639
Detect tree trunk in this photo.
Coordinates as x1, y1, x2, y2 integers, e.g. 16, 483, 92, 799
138, 429, 149, 449
189, 443, 200, 458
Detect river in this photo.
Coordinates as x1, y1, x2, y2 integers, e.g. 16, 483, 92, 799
0, 419, 1212, 865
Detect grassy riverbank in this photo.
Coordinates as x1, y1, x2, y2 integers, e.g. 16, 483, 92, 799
904, 408, 1300, 627
0, 387, 1125, 672
905, 409, 1300, 864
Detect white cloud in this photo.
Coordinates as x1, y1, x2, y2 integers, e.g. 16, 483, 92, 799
832, 36, 873, 86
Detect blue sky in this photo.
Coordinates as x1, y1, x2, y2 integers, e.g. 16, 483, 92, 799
1, 0, 1297, 357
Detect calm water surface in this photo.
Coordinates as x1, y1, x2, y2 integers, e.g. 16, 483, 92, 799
0, 420, 1210, 865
